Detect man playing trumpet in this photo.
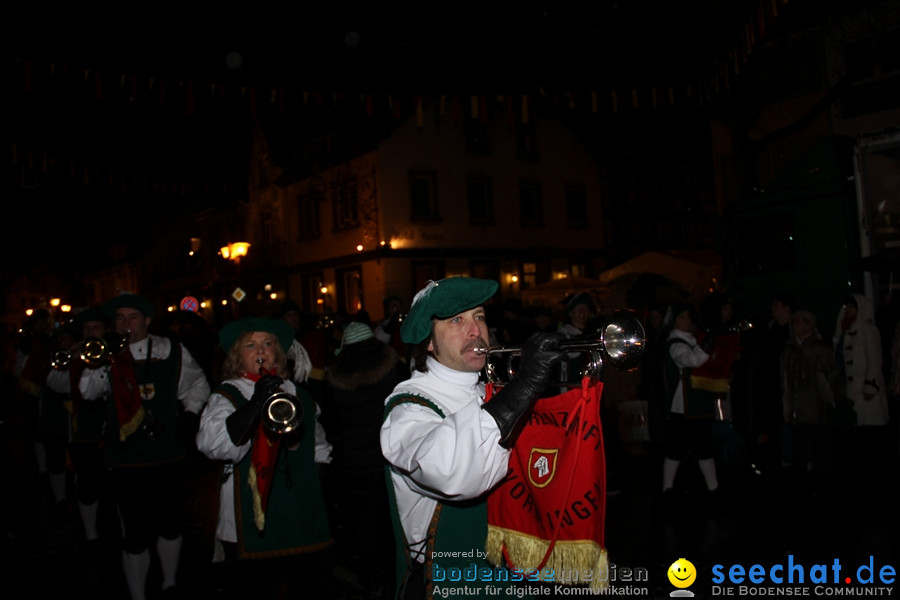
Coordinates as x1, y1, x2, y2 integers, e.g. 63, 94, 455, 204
380, 277, 565, 600
78, 293, 210, 599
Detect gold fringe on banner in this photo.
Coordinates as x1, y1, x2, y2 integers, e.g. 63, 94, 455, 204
485, 526, 609, 591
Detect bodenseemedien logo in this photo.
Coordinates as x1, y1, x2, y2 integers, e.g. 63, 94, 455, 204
668, 558, 697, 597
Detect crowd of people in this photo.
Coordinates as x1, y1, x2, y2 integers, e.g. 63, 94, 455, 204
3, 279, 900, 599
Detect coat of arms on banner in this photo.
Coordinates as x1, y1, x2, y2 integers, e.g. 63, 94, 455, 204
528, 448, 558, 488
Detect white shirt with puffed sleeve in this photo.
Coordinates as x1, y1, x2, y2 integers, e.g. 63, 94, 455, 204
196, 377, 333, 543
380, 356, 508, 563
78, 335, 209, 415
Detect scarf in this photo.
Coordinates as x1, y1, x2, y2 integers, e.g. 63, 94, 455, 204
109, 348, 145, 442
241, 369, 282, 532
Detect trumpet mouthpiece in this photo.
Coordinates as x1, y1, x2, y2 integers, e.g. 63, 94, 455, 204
472, 346, 488, 355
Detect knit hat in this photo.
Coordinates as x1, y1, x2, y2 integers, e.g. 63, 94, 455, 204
219, 317, 294, 353
341, 322, 374, 348
74, 306, 109, 331
401, 277, 499, 345
275, 300, 302, 319
792, 310, 816, 327
663, 302, 695, 330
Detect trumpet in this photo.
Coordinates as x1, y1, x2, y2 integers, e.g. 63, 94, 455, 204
80, 332, 130, 365
50, 332, 130, 369
50, 349, 73, 370
474, 309, 646, 387
257, 359, 304, 435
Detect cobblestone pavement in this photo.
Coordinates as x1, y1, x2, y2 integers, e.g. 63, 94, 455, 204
5, 427, 899, 599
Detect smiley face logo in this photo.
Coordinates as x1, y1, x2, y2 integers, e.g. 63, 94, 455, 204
668, 558, 696, 588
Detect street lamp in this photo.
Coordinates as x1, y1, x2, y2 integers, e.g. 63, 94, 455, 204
220, 242, 250, 263
220, 242, 250, 319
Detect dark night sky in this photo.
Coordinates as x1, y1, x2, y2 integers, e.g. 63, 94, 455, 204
0, 1, 791, 277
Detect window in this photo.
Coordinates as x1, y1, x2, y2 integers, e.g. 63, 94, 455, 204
565, 184, 588, 228
470, 261, 499, 286
467, 176, 495, 224
302, 272, 325, 312
409, 171, 439, 221
516, 122, 538, 161
333, 179, 359, 230
412, 261, 445, 292
298, 194, 321, 240
519, 182, 543, 226
337, 267, 363, 314
465, 119, 490, 155
522, 262, 537, 289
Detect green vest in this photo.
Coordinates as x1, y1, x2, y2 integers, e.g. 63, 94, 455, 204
384, 394, 532, 600
105, 342, 184, 467
218, 383, 332, 558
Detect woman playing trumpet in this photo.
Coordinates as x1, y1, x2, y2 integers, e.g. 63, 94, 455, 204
195, 317, 332, 599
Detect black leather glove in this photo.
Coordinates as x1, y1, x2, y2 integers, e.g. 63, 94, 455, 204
225, 375, 283, 446
482, 332, 567, 448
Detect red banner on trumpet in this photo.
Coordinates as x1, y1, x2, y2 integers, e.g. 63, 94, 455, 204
484, 378, 609, 591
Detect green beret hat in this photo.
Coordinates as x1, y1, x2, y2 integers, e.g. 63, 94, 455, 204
219, 317, 295, 353
102, 293, 156, 320
400, 277, 499, 345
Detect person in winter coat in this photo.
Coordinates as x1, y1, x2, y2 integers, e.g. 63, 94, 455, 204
833, 293, 890, 477
325, 321, 410, 595
781, 310, 842, 490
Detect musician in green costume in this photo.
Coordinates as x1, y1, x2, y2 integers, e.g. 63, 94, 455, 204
196, 316, 333, 598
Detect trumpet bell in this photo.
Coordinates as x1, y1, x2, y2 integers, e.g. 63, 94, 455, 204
80, 337, 109, 365
599, 309, 645, 372
479, 309, 646, 387
262, 392, 304, 435
79, 333, 130, 366
50, 349, 72, 370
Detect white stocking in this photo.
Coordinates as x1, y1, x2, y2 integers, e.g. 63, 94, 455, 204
698, 458, 719, 491
157, 535, 183, 590
121, 550, 150, 600
662, 457, 680, 491
79, 501, 99, 541
48, 471, 67, 503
